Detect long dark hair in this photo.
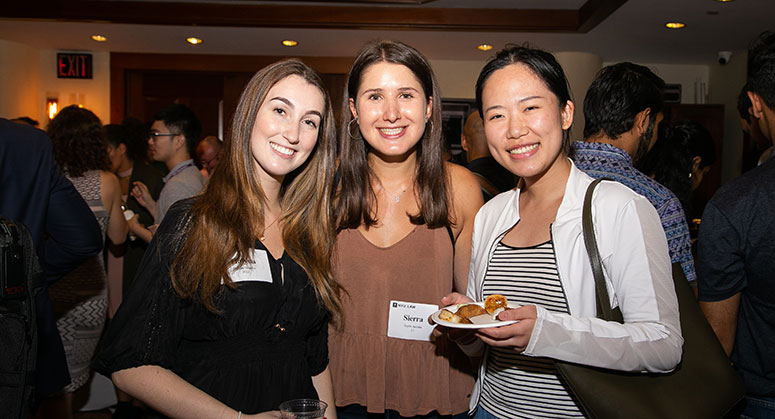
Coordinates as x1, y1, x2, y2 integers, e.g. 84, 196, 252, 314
336, 40, 450, 229
48, 105, 110, 177
639, 120, 716, 208
170, 59, 343, 321
475, 44, 574, 155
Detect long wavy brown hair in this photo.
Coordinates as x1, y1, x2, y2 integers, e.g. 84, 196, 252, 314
170, 59, 343, 322
336, 40, 452, 229
48, 105, 110, 177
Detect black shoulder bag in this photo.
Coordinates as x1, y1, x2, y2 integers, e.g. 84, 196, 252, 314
553, 178, 745, 419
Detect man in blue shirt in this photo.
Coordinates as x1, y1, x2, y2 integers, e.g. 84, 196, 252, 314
572, 62, 696, 283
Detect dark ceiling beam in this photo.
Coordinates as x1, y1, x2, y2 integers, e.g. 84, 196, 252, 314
2, 0, 626, 33
578, 0, 628, 32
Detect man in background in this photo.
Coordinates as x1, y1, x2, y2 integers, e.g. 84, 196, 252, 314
573, 62, 696, 284
461, 111, 516, 201
737, 84, 773, 169
195, 135, 222, 179
10, 116, 39, 127
0, 118, 102, 413
698, 31, 775, 418
129, 104, 205, 242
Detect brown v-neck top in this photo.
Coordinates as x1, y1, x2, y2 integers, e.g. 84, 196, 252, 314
329, 224, 474, 415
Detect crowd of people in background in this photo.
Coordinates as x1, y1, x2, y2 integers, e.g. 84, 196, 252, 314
1, 29, 773, 419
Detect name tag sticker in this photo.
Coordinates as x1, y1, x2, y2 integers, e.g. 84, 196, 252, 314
227, 249, 273, 283
387, 300, 438, 342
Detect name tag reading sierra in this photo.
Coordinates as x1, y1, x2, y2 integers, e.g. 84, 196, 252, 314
387, 300, 438, 342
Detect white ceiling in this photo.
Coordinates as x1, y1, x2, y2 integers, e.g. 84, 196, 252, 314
0, 0, 772, 65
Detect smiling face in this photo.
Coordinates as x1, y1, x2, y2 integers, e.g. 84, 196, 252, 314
481, 63, 573, 183
349, 62, 432, 161
250, 74, 325, 184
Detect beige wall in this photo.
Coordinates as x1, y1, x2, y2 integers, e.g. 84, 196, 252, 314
38, 49, 111, 129
645, 63, 710, 105
0, 41, 110, 128
430, 58, 487, 100
0, 40, 41, 123
555, 52, 603, 141
709, 53, 748, 183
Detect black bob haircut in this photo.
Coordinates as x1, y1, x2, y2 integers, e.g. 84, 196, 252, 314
475, 44, 574, 155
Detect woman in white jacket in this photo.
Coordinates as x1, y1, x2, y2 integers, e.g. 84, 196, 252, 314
440, 45, 682, 419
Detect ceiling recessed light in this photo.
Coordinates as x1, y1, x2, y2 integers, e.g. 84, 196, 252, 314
477, 44, 493, 51
282, 40, 299, 47
186, 37, 203, 45
90, 35, 107, 42
665, 22, 686, 29
714, 0, 734, 2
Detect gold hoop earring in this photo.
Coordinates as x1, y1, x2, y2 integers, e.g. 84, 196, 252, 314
348, 117, 362, 140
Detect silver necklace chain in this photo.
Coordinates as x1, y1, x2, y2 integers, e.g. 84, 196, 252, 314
376, 179, 408, 203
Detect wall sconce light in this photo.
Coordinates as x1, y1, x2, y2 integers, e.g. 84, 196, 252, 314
47, 97, 59, 119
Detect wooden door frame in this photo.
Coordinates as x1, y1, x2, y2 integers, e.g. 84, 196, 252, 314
110, 52, 353, 124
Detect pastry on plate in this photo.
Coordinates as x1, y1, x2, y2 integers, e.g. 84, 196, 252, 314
484, 294, 508, 316
456, 303, 488, 319
438, 308, 472, 324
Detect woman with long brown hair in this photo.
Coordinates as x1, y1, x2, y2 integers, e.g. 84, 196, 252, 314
95, 59, 342, 419
329, 40, 482, 419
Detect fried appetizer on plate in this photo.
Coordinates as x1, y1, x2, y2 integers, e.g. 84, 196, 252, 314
484, 294, 508, 316
456, 303, 488, 319
438, 308, 472, 324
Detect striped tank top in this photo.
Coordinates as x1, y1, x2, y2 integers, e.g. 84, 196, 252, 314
479, 240, 584, 419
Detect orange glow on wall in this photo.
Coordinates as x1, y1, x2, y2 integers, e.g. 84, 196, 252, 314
47, 98, 58, 119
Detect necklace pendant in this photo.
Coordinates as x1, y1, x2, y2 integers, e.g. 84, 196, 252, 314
394, 196, 400, 203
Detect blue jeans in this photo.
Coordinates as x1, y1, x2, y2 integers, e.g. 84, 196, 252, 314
337, 404, 470, 419
472, 406, 496, 419
741, 395, 775, 419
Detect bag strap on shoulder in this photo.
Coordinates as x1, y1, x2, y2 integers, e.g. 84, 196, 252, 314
582, 178, 622, 322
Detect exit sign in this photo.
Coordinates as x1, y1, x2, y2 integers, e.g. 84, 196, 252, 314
57, 53, 93, 79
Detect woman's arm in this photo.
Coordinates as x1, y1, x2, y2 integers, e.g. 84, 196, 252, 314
113, 366, 281, 419
532, 196, 682, 372
127, 214, 154, 243
101, 170, 129, 245
446, 163, 484, 293
310, 366, 337, 419
113, 366, 236, 419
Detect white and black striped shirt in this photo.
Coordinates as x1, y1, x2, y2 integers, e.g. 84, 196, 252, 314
480, 240, 584, 419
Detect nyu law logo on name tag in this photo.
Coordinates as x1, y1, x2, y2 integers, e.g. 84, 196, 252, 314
387, 300, 438, 342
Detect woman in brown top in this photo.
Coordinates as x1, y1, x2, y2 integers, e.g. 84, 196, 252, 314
330, 40, 483, 418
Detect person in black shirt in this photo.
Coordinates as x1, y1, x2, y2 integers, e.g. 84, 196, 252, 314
461, 111, 517, 201
94, 59, 343, 419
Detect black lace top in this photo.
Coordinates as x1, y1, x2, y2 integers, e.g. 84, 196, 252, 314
93, 198, 329, 413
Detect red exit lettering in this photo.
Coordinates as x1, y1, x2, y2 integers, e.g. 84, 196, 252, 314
57, 53, 93, 79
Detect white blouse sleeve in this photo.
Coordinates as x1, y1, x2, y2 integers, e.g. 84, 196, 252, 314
525, 194, 683, 373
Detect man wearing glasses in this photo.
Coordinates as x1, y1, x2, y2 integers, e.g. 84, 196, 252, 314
128, 104, 206, 242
